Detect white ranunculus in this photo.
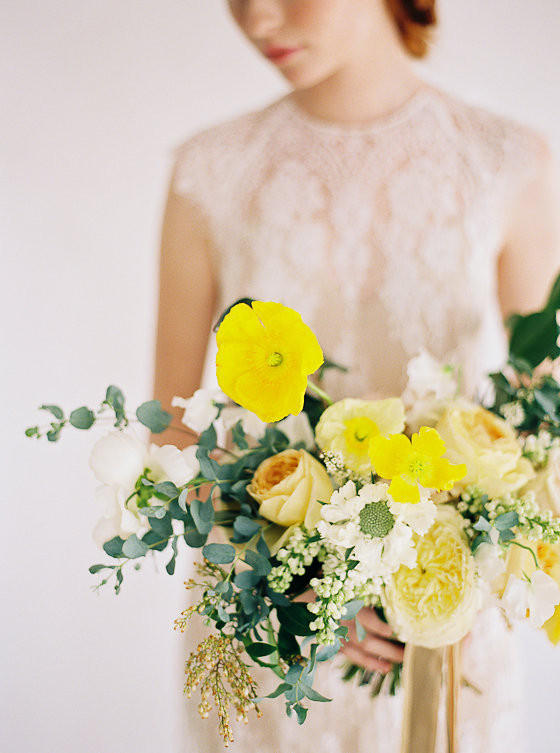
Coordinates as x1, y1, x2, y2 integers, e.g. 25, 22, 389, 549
146, 443, 200, 487
403, 350, 458, 431
172, 388, 225, 433
92, 485, 150, 548
501, 571, 560, 628
89, 431, 146, 489
276, 412, 315, 450
219, 405, 267, 439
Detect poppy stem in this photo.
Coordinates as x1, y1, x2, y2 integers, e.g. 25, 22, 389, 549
306, 380, 333, 406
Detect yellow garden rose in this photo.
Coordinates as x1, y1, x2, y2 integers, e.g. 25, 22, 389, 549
247, 449, 333, 530
315, 397, 405, 478
436, 399, 534, 497
384, 506, 480, 647
523, 447, 560, 516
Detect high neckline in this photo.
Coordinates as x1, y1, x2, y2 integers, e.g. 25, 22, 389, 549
279, 82, 435, 135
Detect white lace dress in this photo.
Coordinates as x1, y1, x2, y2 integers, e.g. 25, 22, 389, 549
171, 82, 546, 753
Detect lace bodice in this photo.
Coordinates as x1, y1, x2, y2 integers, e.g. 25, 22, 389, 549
171, 83, 546, 752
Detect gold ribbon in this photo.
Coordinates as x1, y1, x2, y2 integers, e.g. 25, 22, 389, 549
400, 643, 461, 753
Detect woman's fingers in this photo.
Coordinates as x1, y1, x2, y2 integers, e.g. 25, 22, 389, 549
340, 642, 393, 674
346, 620, 405, 664
356, 607, 395, 638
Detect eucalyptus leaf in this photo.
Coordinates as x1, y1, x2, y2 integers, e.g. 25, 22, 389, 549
103, 536, 124, 558
153, 481, 179, 499
341, 599, 363, 621
234, 570, 261, 589
202, 543, 236, 564
191, 498, 215, 535
122, 535, 149, 559
69, 406, 95, 429
184, 529, 207, 548
136, 400, 172, 433
233, 516, 261, 541
244, 549, 272, 576
246, 642, 276, 659
39, 404, 64, 420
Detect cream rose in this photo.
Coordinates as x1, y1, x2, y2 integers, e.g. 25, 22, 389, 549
248, 449, 333, 529
523, 447, 560, 515
436, 399, 534, 497
384, 506, 480, 647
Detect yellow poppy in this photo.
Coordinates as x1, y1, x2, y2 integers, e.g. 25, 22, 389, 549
369, 426, 467, 503
216, 301, 323, 423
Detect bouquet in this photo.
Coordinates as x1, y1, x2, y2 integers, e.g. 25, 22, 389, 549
27, 278, 560, 751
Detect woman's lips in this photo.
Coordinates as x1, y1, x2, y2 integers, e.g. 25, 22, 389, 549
265, 46, 302, 63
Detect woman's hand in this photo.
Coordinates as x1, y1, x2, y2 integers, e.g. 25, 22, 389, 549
340, 606, 405, 674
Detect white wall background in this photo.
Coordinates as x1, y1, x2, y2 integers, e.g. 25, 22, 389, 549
3, 2, 559, 752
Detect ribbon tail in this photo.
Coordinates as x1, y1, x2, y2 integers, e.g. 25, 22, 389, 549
400, 644, 445, 753
445, 643, 461, 753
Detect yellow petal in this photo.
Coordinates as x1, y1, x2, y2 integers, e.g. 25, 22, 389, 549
429, 458, 467, 491
544, 603, 560, 644
369, 433, 411, 479
388, 475, 421, 504
411, 426, 446, 460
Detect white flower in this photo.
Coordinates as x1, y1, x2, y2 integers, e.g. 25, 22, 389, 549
146, 443, 199, 486
388, 498, 437, 535
317, 481, 417, 579
501, 571, 560, 628
172, 388, 225, 433
276, 412, 315, 450
219, 405, 267, 439
403, 350, 458, 431
500, 402, 526, 428
92, 485, 150, 548
89, 431, 146, 489
475, 542, 506, 585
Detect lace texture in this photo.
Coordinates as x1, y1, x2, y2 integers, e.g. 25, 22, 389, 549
172, 83, 545, 752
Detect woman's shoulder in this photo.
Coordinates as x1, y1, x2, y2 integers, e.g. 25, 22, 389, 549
429, 83, 551, 183
171, 96, 287, 198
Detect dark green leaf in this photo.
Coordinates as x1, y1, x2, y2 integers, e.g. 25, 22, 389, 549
136, 400, 172, 433
244, 549, 272, 576
198, 424, 217, 452
103, 536, 124, 558
153, 481, 179, 499
202, 543, 236, 564
233, 516, 261, 541
39, 404, 64, 420
214, 581, 233, 600
234, 570, 261, 589
69, 406, 95, 429
278, 626, 300, 658
257, 535, 271, 559
260, 682, 292, 699
246, 642, 276, 659
149, 512, 173, 538
104, 386, 126, 426
240, 590, 258, 614
184, 528, 207, 548
300, 683, 331, 702
277, 604, 315, 636
178, 488, 189, 513
89, 564, 110, 574
142, 529, 170, 551
232, 420, 249, 450
191, 498, 215, 535
166, 537, 178, 575
122, 535, 149, 558
294, 704, 308, 725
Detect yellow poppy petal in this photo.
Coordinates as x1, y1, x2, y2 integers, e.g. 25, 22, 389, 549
388, 475, 421, 504
411, 426, 446, 459
428, 458, 467, 491
544, 604, 560, 644
369, 433, 411, 478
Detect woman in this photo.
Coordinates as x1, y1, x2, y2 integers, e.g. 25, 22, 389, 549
153, 1, 559, 750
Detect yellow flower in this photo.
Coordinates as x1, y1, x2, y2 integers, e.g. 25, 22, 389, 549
384, 506, 479, 647
315, 398, 405, 478
369, 427, 467, 504
537, 541, 560, 644
247, 449, 333, 530
216, 301, 323, 423
436, 399, 534, 497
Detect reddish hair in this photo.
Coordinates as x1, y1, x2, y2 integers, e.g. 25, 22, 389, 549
385, 0, 437, 58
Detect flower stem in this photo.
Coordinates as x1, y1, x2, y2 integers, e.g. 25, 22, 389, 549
306, 380, 333, 406
508, 540, 540, 570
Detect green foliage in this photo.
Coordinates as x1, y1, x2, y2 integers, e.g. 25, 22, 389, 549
122, 535, 149, 558
136, 400, 172, 433
69, 406, 95, 430
202, 543, 236, 564
103, 386, 126, 427
232, 420, 249, 450
508, 273, 560, 367
103, 536, 124, 558
191, 497, 215, 535
39, 404, 64, 420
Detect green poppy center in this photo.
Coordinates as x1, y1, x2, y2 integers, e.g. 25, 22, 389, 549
267, 351, 284, 367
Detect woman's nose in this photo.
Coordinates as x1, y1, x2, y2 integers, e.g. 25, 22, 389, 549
238, 0, 283, 41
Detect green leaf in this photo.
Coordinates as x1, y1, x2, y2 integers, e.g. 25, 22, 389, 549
244, 549, 272, 576
104, 386, 126, 426
198, 424, 217, 452
202, 543, 236, 564
191, 498, 215, 535
355, 619, 367, 642
246, 642, 276, 659
232, 420, 249, 450
184, 528, 207, 548
69, 406, 95, 429
240, 590, 258, 614
341, 599, 363, 621
153, 481, 179, 499
178, 488, 189, 512
294, 704, 308, 724
278, 626, 300, 658
260, 682, 292, 700
494, 511, 519, 531
103, 536, 124, 558
39, 404, 64, 420
142, 529, 170, 551
149, 512, 173, 539
234, 570, 261, 589
138, 505, 167, 519
166, 537, 179, 575
316, 641, 340, 662
136, 400, 172, 433
122, 535, 149, 558
277, 604, 315, 636
233, 516, 261, 541
300, 683, 331, 702
89, 564, 110, 574
25, 426, 39, 437
46, 423, 63, 442
214, 581, 233, 600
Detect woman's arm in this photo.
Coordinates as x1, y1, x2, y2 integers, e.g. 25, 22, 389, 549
152, 183, 217, 448
498, 138, 560, 317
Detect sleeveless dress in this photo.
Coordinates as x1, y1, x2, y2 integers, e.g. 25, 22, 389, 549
171, 81, 547, 753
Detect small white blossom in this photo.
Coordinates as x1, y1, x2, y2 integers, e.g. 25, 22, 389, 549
403, 350, 458, 431
172, 389, 225, 433
501, 571, 560, 628
500, 402, 525, 428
